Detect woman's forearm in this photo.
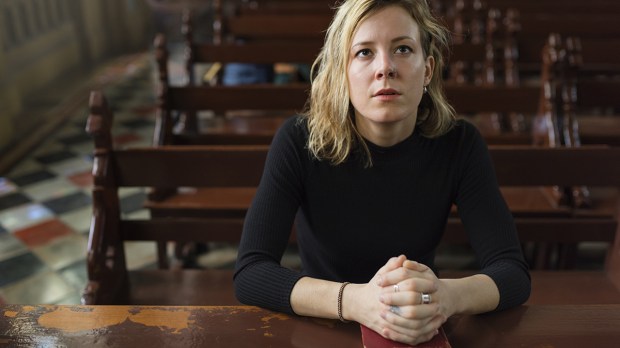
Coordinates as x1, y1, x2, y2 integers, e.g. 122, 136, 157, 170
290, 277, 345, 319
440, 274, 499, 316
290, 256, 407, 322
290, 277, 371, 323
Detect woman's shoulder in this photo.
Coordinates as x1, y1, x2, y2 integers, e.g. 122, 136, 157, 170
449, 118, 481, 136
271, 115, 310, 150
440, 118, 485, 146
280, 114, 308, 134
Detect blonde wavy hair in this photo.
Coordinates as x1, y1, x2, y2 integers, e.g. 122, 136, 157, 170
302, 0, 455, 166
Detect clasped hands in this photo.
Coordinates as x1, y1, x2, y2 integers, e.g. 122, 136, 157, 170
355, 255, 452, 345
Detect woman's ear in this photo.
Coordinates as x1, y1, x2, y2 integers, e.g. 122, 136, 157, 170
424, 55, 435, 86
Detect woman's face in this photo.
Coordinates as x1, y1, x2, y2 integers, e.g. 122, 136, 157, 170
347, 5, 433, 141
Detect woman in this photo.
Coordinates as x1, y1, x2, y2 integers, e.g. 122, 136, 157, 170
234, 0, 530, 345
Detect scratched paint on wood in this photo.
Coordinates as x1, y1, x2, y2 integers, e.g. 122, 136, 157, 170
37, 306, 193, 333
38, 307, 127, 333
260, 313, 290, 324
3, 311, 18, 318
224, 306, 263, 315
130, 308, 193, 333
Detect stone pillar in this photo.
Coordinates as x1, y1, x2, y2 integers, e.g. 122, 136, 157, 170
0, 4, 20, 151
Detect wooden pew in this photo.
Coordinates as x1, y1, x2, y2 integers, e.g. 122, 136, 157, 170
182, 9, 321, 86
534, 33, 620, 147
445, 1, 620, 78
234, 0, 335, 16
442, 145, 620, 303
517, 37, 620, 77
443, 0, 620, 17
173, 11, 535, 143
213, 0, 330, 44
176, 3, 551, 146
84, 89, 620, 305
152, 29, 315, 266
153, 33, 312, 147
154, 34, 308, 265
155, 29, 542, 147
84, 90, 268, 304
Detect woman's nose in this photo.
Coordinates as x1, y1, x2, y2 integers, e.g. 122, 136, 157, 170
376, 56, 397, 79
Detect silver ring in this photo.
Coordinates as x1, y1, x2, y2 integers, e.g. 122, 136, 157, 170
389, 305, 402, 315
393, 284, 400, 293
421, 293, 431, 305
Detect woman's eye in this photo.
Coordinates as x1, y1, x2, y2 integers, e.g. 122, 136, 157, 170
395, 46, 412, 54
355, 48, 372, 57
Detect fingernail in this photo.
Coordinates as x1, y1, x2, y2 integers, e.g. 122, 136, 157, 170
380, 311, 387, 319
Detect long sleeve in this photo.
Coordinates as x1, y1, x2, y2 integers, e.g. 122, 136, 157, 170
453, 123, 531, 310
233, 117, 307, 314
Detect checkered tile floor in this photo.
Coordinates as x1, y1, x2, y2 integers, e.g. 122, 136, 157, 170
0, 53, 161, 304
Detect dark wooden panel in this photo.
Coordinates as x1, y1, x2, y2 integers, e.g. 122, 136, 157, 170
444, 218, 618, 243
489, 147, 620, 186
192, 42, 320, 64
113, 146, 269, 187
445, 85, 540, 114
227, 14, 332, 39
167, 85, 310, 111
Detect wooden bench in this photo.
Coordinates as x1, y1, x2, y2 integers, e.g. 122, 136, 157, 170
83, 90, 268, 304
179, 4, 617, 148
234, 0, 335, 16
150, 29, 597, 245
443, 144, 620, 303
449, 31, 620, 147
84, 89, 620, 305
153, 35, 307, 264
182, 8, 322, 86
155, 28, 544, 147
532, 33, 620, 147
153, 33, 312, 147
168, 10, 322, 136
444, 1, 620, 78
213, 0, 330, 44
151, 29, 315, 266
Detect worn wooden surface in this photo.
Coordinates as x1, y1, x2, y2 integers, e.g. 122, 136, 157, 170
2, 305, 620, 347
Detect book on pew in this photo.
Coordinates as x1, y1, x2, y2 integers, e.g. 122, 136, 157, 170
360, 325, 451, 348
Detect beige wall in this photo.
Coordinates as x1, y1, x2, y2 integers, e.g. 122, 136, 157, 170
0, 0, 153, 154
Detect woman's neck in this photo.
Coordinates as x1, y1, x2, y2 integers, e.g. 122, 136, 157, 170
355, 115, 417, 147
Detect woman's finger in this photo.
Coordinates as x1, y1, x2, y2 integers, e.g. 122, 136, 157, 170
375, 255, 407, 285
379, 314, 442, 346
383, 277, 437, 296
380, 267, 437, 289
381, 288, 437, 307
403, 259, 431, 272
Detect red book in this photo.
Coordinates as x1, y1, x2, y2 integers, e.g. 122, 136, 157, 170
360, 325, 452, 348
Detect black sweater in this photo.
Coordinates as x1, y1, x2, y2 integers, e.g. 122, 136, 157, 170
234, 116, 531, 315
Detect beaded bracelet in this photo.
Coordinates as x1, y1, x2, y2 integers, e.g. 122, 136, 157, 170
338, 282, 351, 323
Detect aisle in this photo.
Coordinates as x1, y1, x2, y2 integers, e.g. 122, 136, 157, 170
0, 53, 159, 304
